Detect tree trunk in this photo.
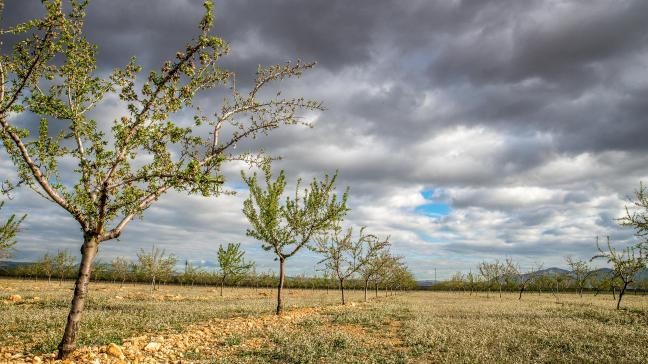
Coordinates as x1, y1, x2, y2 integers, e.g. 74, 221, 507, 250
276, 257, 285, 315
364, 280, 368, 302
518, 285, 525, 300
220, 277, 225, 297
340, 279, 345, 305
57, 235, 99, 359
612, 286, 616, 300
375, 283, 378, 298
617, 282, 628, 310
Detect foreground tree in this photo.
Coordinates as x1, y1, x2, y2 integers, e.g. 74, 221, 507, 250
592, 237, 646, 309
314, 226, 388, 304
242, 164, 348, 314
0, 1, 321, 357
216, 243, 253, 296
136, 246, 176, 291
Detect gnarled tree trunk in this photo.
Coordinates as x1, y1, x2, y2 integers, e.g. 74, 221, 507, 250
57, 234, 99, 359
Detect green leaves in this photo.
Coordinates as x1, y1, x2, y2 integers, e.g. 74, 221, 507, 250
242, 165, 349, 260
0, 200, 26, 258
217, 242, 254, 279
0, 0, 321, 242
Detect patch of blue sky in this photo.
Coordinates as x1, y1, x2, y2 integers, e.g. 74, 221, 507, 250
416, 188, 451, 217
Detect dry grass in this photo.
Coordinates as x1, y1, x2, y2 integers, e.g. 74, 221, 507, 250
2, 278, 648, 363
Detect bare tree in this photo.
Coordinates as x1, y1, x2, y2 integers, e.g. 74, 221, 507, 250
479, 260, 504, 298
136, 246, 176, 291
0, 1, 322, 357
565, 256, 591, 297
592, 237, 647, 309
242, 164, 348, 314
515, 262, 544, 300
314, 226, 388, 304
217, 243, 253, 296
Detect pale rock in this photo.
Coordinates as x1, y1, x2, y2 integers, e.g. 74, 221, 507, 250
144, 342, 161, 352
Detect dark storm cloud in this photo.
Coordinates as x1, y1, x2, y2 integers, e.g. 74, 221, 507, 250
3, 0, 648, 278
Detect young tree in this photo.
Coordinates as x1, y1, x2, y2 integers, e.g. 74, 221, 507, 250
110, 257, 131, 287
359, 249, 391, 301
242, 165, 348, 314
478, 260, 504, 298
619, 182, 648, 248
592, 237, 647, 310
0, 200, 26, 259
136, 246, 176, 291
37, 252, 55, 283
314, 226, 388, 304
54, 250, 76, 285
565, 256, 591, 297
216, 243, 253, 296
92, 260, 109, 282
182, 260, 204, 287
516, 263, 543, 300
0, 1, 321, 357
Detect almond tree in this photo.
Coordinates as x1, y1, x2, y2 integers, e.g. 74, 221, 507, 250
216, 242, 253, 296
478, 260, 504, 298
0, 199, 25, 259
110, 257, 130, 287
242, 164, 348, 314
37, 252, 55, 283
182, 260, 204, 287
136, 246, 176, 291
0, 1, 321, 357
54, 249, 76, 285
592, 237, 647, 309
360, 249, 391, 301
514, 262, 543, 300
565, 256, 591, 297
314, 226, 389, 304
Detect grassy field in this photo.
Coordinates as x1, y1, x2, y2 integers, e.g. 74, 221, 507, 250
2, 278, 648, 363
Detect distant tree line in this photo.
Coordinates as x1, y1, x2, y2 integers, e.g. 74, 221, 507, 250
1, 248, 417, 294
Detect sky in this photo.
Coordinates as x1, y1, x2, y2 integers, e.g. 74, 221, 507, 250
2, 0, 648, 280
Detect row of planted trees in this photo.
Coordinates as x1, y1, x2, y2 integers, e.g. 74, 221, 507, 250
5, 247, 415, 297
0, 1, 418, 358
434, 183, 648, 310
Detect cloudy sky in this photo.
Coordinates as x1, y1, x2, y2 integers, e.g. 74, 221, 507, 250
2, 0, 648, 279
